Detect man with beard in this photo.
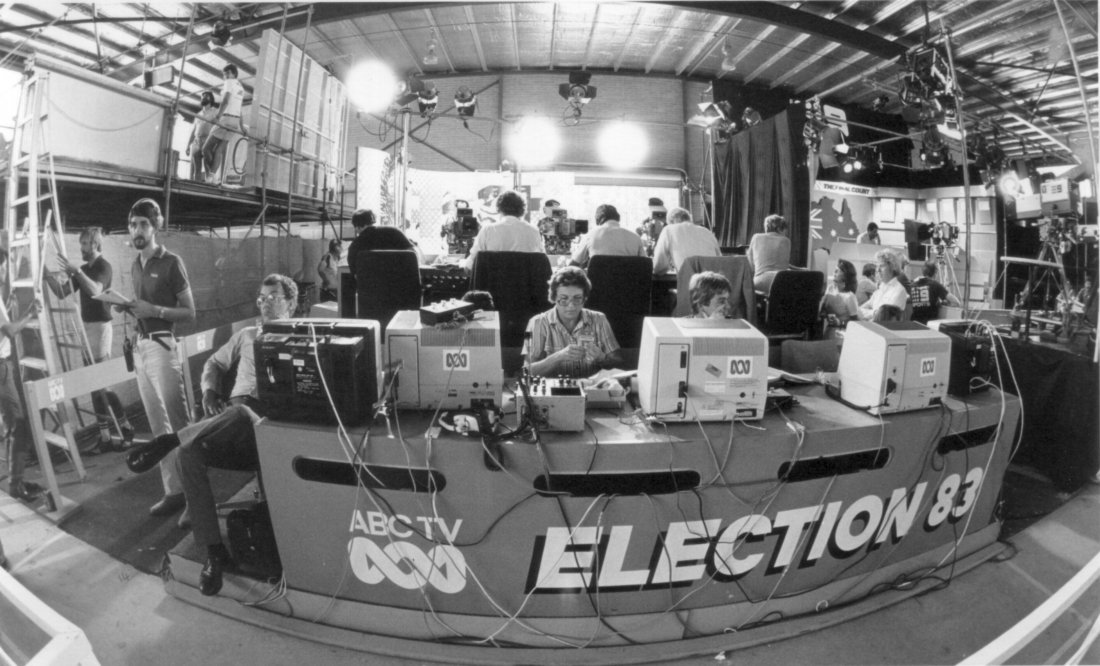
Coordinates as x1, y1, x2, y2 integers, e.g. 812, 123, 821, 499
121, 198, 195, 517
46, 227, 135, 450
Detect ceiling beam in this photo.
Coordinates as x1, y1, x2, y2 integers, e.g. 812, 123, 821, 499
463, 5, 488, 72
508, 4, 521, 71
422, 8, 456, 74
580, 4, 599, 71
547, 2, 557, 71
612, 5, 643, 72
644, 9, 683, 74
674, 16, 734, 76
380, 12, 422, 77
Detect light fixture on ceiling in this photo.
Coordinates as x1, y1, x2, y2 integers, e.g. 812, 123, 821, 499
422, 29, 439, 66
417, 81, 438, 117
720, 38, 736, 72
455, 86, 477, 127
208, 20, 232, 50
558, 71, 597, 121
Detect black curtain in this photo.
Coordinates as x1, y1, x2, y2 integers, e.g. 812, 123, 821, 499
712, 107, 808, 266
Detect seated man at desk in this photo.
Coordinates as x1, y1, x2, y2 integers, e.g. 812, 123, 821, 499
858, 250, 910, 321
523, 266, 622, 377
346, 208, 413, 263
652, 207, 720, 275
569, 203, 646, 268
126, 273, 296, 597
461, 190, 545, 271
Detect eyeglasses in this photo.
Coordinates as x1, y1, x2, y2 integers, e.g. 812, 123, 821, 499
555, 295, 585, 306
256, 293, 286, 306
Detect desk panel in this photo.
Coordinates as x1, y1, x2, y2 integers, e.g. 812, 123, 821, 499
256, 386, 1017, 644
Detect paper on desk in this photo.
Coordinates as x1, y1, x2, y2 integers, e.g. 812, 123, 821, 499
92, 289, 134, 306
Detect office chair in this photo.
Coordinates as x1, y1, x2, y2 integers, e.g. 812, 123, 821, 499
469, 251, 552, 371
586, 255, 652, 351
758, 270, 825, 342
672, 255, 757, 323
353, 249, 421, 334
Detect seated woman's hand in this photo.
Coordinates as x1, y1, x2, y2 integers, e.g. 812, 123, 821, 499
553, 344, 587, 364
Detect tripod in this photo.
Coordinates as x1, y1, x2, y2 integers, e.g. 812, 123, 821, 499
929, 242, 963, 304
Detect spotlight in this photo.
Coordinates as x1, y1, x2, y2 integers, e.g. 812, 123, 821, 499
598, 122, 648, 170
422, 30, 439, 66
741, 106, 761, 128
872, 95, 890, 112
346, 60, 399, 114
998, 171, 1021, 198
687, 101, 731, 127
509, 117, 560, 168
455, 86, 477, 125
209, 21, 232, 49
558, 71, 597, 105
417, 82, 438, 117
843, 161, 854, 174
395, 75, 426, 106
720, 38, 737, 72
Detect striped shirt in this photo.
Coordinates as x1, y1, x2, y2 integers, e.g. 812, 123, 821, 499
523, 308, 620, 378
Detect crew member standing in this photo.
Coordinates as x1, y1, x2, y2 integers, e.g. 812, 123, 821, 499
202, 64, 245, 184
124, 198, 195, 517
46, 227, 135, 450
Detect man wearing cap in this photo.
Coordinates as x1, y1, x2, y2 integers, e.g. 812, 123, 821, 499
651, 207, 721, 275
857, 222, 882, 244
636, 197, 668, 251
570, 204, 646, 268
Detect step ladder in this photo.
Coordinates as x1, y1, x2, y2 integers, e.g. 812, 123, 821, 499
3, 62, 85, 519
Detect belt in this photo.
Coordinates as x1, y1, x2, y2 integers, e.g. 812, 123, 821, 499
138, 330, 174, 351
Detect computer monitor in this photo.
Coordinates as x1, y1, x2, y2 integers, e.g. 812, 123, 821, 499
637, 317, 768, 421
255, 318, 382, 425
837, 321, 950, 415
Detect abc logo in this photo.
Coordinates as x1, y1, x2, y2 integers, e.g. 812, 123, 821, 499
443, 350, 469, 371
728, 357, 752, 376
920, 358, 936, 376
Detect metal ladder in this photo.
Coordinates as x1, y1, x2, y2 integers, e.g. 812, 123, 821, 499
3, 62, 86, 516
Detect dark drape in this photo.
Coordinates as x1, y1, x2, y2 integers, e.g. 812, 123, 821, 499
712, 107, 809, 267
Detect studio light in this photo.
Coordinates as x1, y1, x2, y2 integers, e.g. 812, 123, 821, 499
422, 30, 439, 66
872, 95, 890, 112
741, 106, 761, 128
394, 75, 425, 107
998, 171, 1021, 198
346, 60, 399, 115
720, 38, 737, 72
598, 121, 648, 170
509, 117, 560, 168
417, 82, 438, 117
209, 21, 232, 49
687, 101, 731, 127
558, 71, 596, 104
455, 86, 477, 124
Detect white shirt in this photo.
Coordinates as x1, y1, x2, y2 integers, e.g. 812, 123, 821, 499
856, 231, 881, 245
462, 215, 545, 270
652, 222, 721, 275
859, 277, 908, 320
570, 221, 646, 266
220, 77, 244, 117
200, 325, 258, 400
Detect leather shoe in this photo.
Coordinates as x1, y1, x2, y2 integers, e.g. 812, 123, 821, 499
127, 433, 180, 474
149, 493, 186, 517
177, 508, 192, 530
199, 554, 234, 596
10, 481, 43, 502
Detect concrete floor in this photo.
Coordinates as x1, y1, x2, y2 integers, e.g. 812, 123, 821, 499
1, 463, 1098, 665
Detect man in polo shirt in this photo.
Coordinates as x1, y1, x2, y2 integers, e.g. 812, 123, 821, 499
651, 206, 721, 275
570, 204, 646, 268
46, 226, 135, 450
202, 64, 245, 185
523, 266, 622, 378
461, 190, 545, 271
124, 198, 195, 517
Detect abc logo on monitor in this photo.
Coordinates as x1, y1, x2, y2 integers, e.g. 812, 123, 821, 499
728, 357, 753, 377
443, 349, 470, 371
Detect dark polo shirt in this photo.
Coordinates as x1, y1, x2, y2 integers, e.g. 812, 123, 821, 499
76, 255, 113, 323
131, 245, 190, 335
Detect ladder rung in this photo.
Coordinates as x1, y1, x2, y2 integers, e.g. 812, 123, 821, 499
8, 237, 33, 248
11, 191, 52, 207
49, 306, 76, 313
10, 278, 35, 289
42, 431, 70, 450
20, 357, 47, 373
56, 342, 84, 349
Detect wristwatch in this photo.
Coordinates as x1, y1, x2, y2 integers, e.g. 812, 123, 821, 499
158, 306, 166, 319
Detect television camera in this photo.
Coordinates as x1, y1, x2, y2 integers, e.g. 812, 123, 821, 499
930, 221, 958, 257
537, 208, 589, 255
441, 199, 480, 255
638, 210, 667, 249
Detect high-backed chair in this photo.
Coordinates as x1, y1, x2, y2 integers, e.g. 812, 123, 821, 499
672, 255, 757, 323
779, 339, 841, 374
758, 270, 825, 342
586, 255, 652, 352
469, 252, 553, 371
354, 249, 421, 334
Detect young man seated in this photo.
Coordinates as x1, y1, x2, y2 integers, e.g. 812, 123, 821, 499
522, 266, 622, 377
686, 271, 733, 319
127, 274, 296, 597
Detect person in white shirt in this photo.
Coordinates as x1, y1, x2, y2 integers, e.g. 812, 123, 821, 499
461, 190, 545, 271
202, 64, 246, 184
570, 204, 646, 268
859, 250, 910, 320
748, 213, 792, 292
857, 222, 882, 245
651, 207, 720, 275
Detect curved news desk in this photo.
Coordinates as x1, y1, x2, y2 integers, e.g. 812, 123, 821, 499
172, 383, 1019, 650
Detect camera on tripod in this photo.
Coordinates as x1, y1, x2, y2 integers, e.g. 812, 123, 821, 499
537, 208, 589, 254
931, 222, 958, 256
441, 199, 480, 255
